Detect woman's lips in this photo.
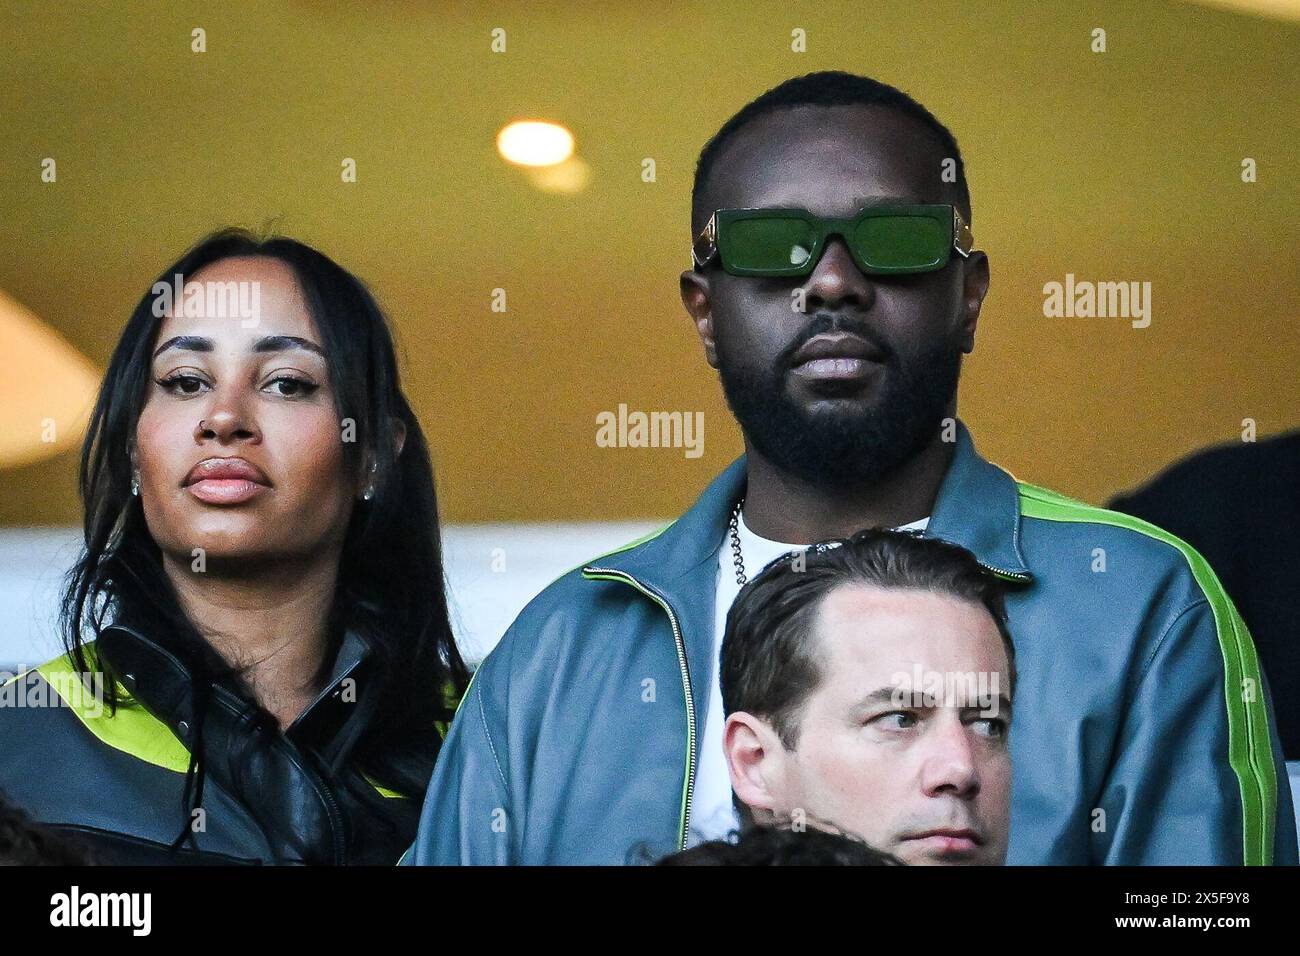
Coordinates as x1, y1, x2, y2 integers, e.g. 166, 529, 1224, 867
183, 457, 270, 505
186, 478, 266, 505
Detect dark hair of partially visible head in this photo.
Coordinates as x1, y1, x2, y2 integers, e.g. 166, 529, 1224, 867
656, 822, 902, 866
691, 70, 971, 235
61, 227, 469, 799
721, 528, 1014, 750
0, 792, 97, 865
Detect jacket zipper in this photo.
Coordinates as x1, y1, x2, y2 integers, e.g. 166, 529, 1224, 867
216, 692, 348, 865
976, 560, 1031, 583
289, 746, 347, 865
583, 566, 697, 852
314, 767, 347, 865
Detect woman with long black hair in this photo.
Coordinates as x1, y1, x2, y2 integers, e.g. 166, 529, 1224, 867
0, 229, 469, 864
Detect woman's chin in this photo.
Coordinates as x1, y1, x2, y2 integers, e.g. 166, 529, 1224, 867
164, 532, 287, 569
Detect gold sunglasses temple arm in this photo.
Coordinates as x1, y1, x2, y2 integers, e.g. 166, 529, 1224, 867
953, 208, 974, 258
691, 214, 718, 269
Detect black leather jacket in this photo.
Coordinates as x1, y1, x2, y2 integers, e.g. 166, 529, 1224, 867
0, 624, 435, 864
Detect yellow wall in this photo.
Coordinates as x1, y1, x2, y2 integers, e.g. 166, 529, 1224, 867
1, 1, 1296, 525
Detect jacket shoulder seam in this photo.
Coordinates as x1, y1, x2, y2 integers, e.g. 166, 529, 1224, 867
573, 521, 676, 574
1134, 598, 1209, 692
1018, 481, 1212, 572
476, 682, 509, 795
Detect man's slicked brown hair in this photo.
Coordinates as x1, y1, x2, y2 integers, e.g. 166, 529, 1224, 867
721, 528, 1016, 750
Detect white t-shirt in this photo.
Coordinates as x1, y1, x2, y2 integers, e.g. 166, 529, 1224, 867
687, 509, 930, 845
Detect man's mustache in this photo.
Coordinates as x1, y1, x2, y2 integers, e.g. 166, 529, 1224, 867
776, 313, 896, 371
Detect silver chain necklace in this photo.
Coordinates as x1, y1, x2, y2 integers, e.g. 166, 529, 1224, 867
728, 498, 747, 586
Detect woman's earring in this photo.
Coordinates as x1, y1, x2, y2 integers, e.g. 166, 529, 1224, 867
130, 475, 140, 497
361, 486, 374, 501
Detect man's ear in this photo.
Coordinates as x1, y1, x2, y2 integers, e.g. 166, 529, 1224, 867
680, 269, 719, 369
723, 712, 786, 818
957, 250, 990, 355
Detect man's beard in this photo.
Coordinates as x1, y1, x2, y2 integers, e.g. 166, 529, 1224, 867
718, 325, 962, 490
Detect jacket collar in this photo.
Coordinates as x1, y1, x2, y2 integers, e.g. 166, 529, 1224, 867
926, 420, 1034, 582
95, 623, 384, 864
585, 418, 1032, 591
581, 419, 1034, 715
96, 623, 374, 752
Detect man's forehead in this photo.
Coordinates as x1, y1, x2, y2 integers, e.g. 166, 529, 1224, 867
707, 105, 950, 215
813, 585, 1009, 676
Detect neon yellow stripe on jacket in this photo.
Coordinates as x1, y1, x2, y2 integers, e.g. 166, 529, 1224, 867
27, 644, 430, 801
36, 647, 191, 774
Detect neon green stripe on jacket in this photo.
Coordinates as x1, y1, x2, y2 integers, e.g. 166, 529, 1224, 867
1017, 480, 1277, 865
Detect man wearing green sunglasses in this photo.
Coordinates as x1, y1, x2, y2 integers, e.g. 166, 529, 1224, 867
409, 71, 1294, 867
692, 202, 973, 278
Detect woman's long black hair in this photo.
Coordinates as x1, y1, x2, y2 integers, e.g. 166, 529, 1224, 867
61, 227, 470, 808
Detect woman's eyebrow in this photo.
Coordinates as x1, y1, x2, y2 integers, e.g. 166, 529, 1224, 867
152, 335, 213, 359
252, 334, 325, 356
151, 334, 325, 359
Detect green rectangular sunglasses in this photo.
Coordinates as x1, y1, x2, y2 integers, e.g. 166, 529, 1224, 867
691, 203, 973, 277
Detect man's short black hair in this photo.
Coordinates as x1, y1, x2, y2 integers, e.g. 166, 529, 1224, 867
691, 70, 971, 234
721, 528, 1015, 750
656, 823, 902, 866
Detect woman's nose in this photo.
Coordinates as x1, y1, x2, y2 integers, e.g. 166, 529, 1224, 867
194, 397, 260, 444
